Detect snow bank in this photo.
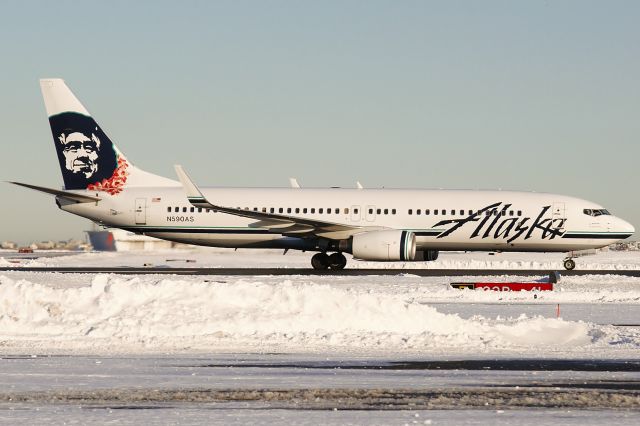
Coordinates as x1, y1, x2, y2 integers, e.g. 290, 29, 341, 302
0, 275, 602, 353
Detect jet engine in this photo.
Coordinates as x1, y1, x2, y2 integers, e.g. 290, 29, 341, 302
349, 230, 416, 261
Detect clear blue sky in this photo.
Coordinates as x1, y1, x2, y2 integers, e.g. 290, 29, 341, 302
0, 1, 638, 244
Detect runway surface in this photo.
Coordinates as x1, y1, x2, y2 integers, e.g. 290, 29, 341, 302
1, 266, 640, 276
1, 354, 639, 424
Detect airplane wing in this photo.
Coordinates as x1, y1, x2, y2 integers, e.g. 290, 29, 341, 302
174, 166, 362, 238
8, 181, 101, 203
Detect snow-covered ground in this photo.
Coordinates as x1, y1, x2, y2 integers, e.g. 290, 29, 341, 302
0, 249, 639, 356
1, 249, 639, 424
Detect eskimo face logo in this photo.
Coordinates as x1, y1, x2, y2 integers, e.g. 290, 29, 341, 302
49, 112, 127, 194
58, 130, 101, 179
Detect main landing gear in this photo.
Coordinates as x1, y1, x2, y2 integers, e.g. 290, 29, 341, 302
311, 252, 347, 270
563, 257, 576, 270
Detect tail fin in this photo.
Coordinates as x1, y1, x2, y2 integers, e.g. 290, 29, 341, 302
40, 79, 178, 194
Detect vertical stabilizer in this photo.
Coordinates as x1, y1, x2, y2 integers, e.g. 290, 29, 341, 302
40, 79, 177, 194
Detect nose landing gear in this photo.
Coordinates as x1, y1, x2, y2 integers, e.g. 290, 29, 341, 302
311, 252, 347, 270
563, 257, 576, 270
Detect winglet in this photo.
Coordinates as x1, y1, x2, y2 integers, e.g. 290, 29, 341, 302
174, 165, 207, 203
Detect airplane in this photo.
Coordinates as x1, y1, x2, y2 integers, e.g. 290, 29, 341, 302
10, 79, 635, 270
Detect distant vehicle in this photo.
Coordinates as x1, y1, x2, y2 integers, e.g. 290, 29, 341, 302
18, 248, 34, 254
10, 79, 635, 270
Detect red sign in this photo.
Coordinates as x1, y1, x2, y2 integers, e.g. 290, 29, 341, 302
451, 282, 553, 291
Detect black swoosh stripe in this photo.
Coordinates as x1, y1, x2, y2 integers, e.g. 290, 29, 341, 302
414, 231, 442, 237
562, 233, 633, 239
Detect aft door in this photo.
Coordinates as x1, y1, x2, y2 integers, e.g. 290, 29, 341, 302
135, 198, 147, 225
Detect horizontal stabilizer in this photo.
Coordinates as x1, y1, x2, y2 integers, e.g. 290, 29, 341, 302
8, 181, 101, 203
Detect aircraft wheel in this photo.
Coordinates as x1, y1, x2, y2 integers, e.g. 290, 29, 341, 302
563, 258, 576, 270
311, 252, 330, 270
328, 252, 347, 270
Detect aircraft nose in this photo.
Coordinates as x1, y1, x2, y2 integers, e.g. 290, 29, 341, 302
614, 217, 635, 236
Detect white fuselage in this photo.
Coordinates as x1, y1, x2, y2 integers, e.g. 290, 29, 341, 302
60, 186, 635, 253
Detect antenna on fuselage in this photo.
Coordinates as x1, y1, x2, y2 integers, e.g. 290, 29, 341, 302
289, 178, 301, 188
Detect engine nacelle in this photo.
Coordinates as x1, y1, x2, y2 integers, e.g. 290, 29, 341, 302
351, 230, 416, 261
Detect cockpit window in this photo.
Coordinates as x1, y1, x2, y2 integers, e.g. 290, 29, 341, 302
583, 208, 611, 217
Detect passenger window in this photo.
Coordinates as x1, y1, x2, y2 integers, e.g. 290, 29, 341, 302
451, 209, 455, 215
517, 210, 522, 216
295, 208, 300, 214
182, 207, 187, 213
384, 209, 388, 215
377, 209, 381, 214
174, 207, 179, 213
392, 209, 396, 215
408, 209, 413, 215
369, 208, 373, 214
190, 207, 195, 213
311, 208, 315, 214
468, 210, 473, 215
434, 210, 438, 215
354, 208, 359, 214
460, 209, 464, 215
198, 208, 202, 213
167, 207, 171, 213
279, 208, 283, 213
319, 208, 324, 214
425, 209, 430, 215
417, 209, 421, 215
335, 208, 340, 214
509, 210, 513, 216
287, 208, 292, 213
270, 208, 274, 213
327, 208, 331, 214
303, 208, 308, 214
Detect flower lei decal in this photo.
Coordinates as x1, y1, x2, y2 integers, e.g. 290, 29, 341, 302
87, 156, 130, 195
